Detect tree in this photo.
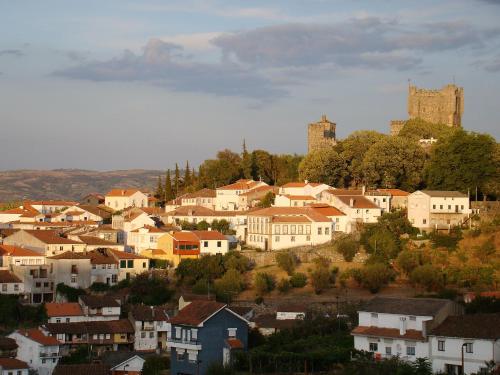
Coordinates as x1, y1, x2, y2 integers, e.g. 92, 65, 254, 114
425, 130, 499, 198
309, 258, 334, 294
335, 234, 359, 262
214, 269, 245, 302
155, 175, 164, 204
142, 355, 170, 375
128, 273, 174, 306
409, 265, 444, 292
290, 272, 308, 288
396, 249, 422, 276
254, 272, 276, 296
184, 161, 192, 189
196, 220, 210, 231
298, 148, 347, 186
241, 139, 254, 179
164, 170, 174, 202
256, 192, 275, 208
355, 263, 395, 293
277, 278, 291, 293
337, 130, 387, 186
398, 118, 456, 141
361, 136, 426, 190
275, 252, 298, 275
174, 164, 180, 196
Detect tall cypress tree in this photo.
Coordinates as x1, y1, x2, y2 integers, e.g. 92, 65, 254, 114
184, 161, 192, 189
164, 170, 174, 202
241, 139, 253, 179
155, 175, 164, 204
174, 163, 180, 197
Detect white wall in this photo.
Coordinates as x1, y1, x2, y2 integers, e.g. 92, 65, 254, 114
199, 239, 229, 255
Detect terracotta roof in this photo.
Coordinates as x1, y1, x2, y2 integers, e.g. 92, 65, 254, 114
283, 195, 316, 200
130, 305, 170, 322
16, 328, 60, 346
182, 188, 216, 199
429, 313, 500, 340
239, 185, 277, 197
308, 204, 346, 216
106, 189, 142, 197
377, 189, 410, 197
88, 250, 118, 265
420, 190, 468, 198
361, 297, 452, 316
191, 230, 227, 241
165, 205, 240, 217
130, 225, 166, 233
351, 326, 425, 341
53, 364, 110, 375
336, 196, 380, 209
45, 319, 133, 334
281, 182, 308, 188
26, 200, 79, 206
140, 207, 164, 216
170, 300, 226, 326
0, 270, 21, 283
0, 337, 18, 351
45, 303, 83, 317
0, 244, 42, 257
77, 205, 112, 218
48, 252, 92, 260
217, 179, 261, 191
108, 249, 147, 260
326, 189, 363, 196
226, 338, 244, 349
171, 231, 200, 242
248, 207, 331, 223
0, 358, 29, 370
271, 215, 311, 223
23, 230, 84, 244
77, 236, 117, 246
79, 295, 120, 308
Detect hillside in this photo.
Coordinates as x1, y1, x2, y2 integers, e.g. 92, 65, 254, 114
0, 169, 165, 202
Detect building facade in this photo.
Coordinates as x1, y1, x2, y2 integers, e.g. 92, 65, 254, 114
307, 115, 337, 153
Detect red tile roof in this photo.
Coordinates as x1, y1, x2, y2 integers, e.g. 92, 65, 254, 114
0, 270, 21, 283
281, 182, 307, 188
0, 244, 42, 257
170, 300, 226, 326
336, 196, 380, 209
0, 358, 29, 370
45, 303, 83, 317
77, 236, 118, 246
23, 230, 84, 245
283, 195, 316, 200
308, 204, 346, 216
106, 189, 141, 197
171, 231, 200, 242
182, 188, 216, 199
17, 328, 61, 346
217, 179, 261, 191
378, 189, 410, 197
351, 326, 425, 341
108, 249, 147, 259
191, 230, 227, 241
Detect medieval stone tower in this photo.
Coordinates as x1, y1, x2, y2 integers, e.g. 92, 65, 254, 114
391, 83, 464, 135
307, 115, 337, 153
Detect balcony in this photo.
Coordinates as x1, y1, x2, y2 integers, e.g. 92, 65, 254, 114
167, 338, 201, 351
39, 352, 60, 358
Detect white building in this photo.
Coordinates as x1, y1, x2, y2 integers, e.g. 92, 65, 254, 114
130, 305, 171, 352
352, 297, 463, 362
0, 358, 29, 375
0, 244, 45, 268
279, 182, 331, 198
274, 195, 317, 207
328, 195, 382, 232
408, 190, 471, 231
0, 270, 24, 295
78, 295, 121, 321
127, 225, 167, 253
180, 188, 217, 210
104, 189, 149, 210
215, 179, 268, 211
428, 314, 500, 375
45, 302, 85, 323
247, 207, 333, 251
112, 207, 156, 245
24, 200, 79, 215
9, 328, 61, 375
192, 230, 229, 255
2, 230, 86, 257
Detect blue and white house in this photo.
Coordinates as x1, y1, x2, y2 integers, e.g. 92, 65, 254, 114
167, 300, 249, 375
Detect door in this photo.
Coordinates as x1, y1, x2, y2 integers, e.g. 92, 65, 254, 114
223, 347, 230, 365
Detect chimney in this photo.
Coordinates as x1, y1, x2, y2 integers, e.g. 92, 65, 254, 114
349, 198, 354, 207
399, 317, 407, 336
304, 179, 309, 184
362, 185, 366, 195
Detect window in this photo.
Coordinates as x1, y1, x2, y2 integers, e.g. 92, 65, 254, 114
71, 275, 77, 283
42, 359, 46, 364
291, 225, 296, 234
461, 205, 464, 209
385, 347, 392, 355
141, 332, 146, 338
406, 346, 416, 356
423, 219, 427, 224
106, 334, 111, 339
191, 329, 198, 340
448, 205, 451, 210
56, 319, 61, 323
107, 264, 111, 269
440, 205, 443, 209
66, 318, 70, 323
35, 282, 41, 288
306, 225, 311, 235
371, 313, 378, 319
465, 343, 473, 353
318, 227, 322, 235
228, 328, 237, 337
433, 205, 436, 209
325, 227, 330, 235
177, 350, 187, 361
283, 225, 288, 234
217, 241, 221, 248
14, 284, 19, 291
409, 316, 416, 321
275, 236, 280, 242
306, 235, 310, 241
175, 327, 181, 338
112, 275, 118, 283
275, 225, 280, 235
291, 236, 295, 242
298, 225, 303, 235
204, 241, 208, 248
143, 262, 146, 268
369, 343, 378, 352
438, 340, 445, 351
150, 236, 155, 243
150, 332, 154, 338
120, 260, 126, 268
127, 260, 133, 268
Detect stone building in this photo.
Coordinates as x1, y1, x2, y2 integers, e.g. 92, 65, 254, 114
307, 115, 337, 153
391, 84, 464, 135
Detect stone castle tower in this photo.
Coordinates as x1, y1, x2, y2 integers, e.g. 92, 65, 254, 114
308, 115, 337, 153
391, 83, 464, 135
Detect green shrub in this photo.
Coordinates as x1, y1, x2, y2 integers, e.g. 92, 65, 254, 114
289, 272, 307, 288
89, 282, 109, 292
254, 272, 276, 296
275, 252, 298, 275
335, 234, 359, 261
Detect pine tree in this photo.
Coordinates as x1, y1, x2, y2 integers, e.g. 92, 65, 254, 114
155, 175, 164, 204
184, 161, 192, 188
164, 170, 174, 202
174, 163, 180, 197
241, 139, 253, 179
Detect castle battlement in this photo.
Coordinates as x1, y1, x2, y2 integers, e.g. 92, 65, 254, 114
307, 115, 337, 153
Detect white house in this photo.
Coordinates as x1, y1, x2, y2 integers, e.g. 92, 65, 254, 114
192, 230, 229, 255
0, 270, 24, 295
352, 297, 463, 362
101, 352, 146, 373
78, 295, 121, 321
180, 188, 217, 210
279, 182, 331, 198
112, 207, 156, 245
130, 305, 171, 352
2, 230, 86, 257
246, 207, 333, 251
215, 179, 268, 211
307, 204, 349, 233
45, 303, 85, 323
407, 190, 471, 231
0, 244, 45, 268
127, 225, 167, 254
428, 314, 500, 375
105, 189, 149, 210
24, 200, 79, 215
329, 195, 382, 232
9, 328, 61, 375
274, 195, 318, 207
0, 358, 29, 375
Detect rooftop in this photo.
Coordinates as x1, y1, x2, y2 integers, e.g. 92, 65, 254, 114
191, 230, 227, 241
79, 294, 120, 308
45, 302, 84, 317
16, 328, 60, 346
23, 230, 84, 245
420, 190, 468, 198
0, 270, 22, 283
170, 300, 226, 326
106, 189, 142, 197
335, 195, 380, 209
130, 305, 170, 322
0, 358, 29, 370
352, 326, 425, 341
53, 364, 110, 375
0, 244, 42, 257
361, 297, 452, 316
429, 313, 500, 340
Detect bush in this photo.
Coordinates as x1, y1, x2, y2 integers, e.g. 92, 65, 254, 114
336, 234, 359, 262
196, 220, 210, 230
289, 272, 307, 288
356, 263, 395, 293
309, 267, 331, 294
89, 282, 110, 292
396, 250, 421, 276
142, 354, 170, 375
56, 283, 86, 302
254, 272, 276, 296
192, 278, 209, 295
430, 230, 462, 250
277, 278, 291, 293
128, 273, 174, 306
214, 269, 245, 302
275, 252, 298, 275
410, 265, 444, 292
207, 363, 234, 375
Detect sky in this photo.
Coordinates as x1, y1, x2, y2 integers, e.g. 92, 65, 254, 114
0, 0, 499, 171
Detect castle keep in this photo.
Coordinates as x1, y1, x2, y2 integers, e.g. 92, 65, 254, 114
307, 115, 337, 153
391, 84, 464, 136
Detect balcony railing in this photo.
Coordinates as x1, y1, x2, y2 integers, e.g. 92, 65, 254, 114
39, 352, 60, 358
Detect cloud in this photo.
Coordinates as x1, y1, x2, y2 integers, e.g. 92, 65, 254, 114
475, 56, 500, 72
477, 0, 500, 4
212, 18, 500, 69
0, 49, 24, 57
53, 39, 285, 99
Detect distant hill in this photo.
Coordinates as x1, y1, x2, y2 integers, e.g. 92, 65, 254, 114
0, 169, 165, 202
